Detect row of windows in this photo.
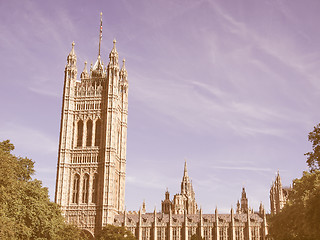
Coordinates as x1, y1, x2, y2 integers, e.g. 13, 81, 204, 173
76, 102, 101, 110
77, 119, 101, 147
136, 226, 261, 240
72, 173, 98, 204
72, 154, 100, 164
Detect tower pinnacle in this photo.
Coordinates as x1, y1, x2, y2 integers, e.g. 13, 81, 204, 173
184, 159, 188, 177
111, 39, 117, 53
71, 41, 75, 54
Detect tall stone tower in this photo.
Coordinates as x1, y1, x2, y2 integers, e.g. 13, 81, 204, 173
55, 13, 128, 236
270, 171, 289, 215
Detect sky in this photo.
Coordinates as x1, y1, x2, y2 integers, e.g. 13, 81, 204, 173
1, 0, 320, 214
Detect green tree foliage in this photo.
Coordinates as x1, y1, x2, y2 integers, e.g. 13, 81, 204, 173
305, 123, 320, 170
268, 170, 320, 240
191, 234, 204, 240
0, 140, 83, 240
95, 225, 136, 240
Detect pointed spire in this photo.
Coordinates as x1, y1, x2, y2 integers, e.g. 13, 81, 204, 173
215, 207, 218, 223
184, 159, 188, 177
120, 58, 128, 79
142, 199, 146, 214
113, 38, 117, 50
108, 38, 119, 67
71, 41, 75, 54
98, 12, 103, 57
67, 41, 76, 64
110, 38, 118, 55
84, 61, 88, 72
121, 58, 126, 71
259, 202, 264, 215
242, 187, 246, 198
80, 61, 88, 79
65, 41, 77, 79
67, 41, 75, 56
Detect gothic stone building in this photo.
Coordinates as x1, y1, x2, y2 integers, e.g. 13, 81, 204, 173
113, 163, 268, 240
55, 14, 128, 237
55, 15, 275, 239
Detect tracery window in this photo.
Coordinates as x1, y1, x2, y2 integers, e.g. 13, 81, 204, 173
157, 227, 164, 240
95, 119, 101, 147
251, 227, 260, 240
235, 227, 243, 240
173, 227, 180, 240
219, 227, 228, 240
82, 174, 89, 203
142, 228, 150, 240
72, 174, 80, 203
204, 227, 211, 240
86, 119, 93, 147
77, 120, 83, 147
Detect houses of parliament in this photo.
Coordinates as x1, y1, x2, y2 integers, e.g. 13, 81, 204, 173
55, 14, 288, 240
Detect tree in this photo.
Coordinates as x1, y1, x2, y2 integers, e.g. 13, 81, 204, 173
0, 140, 84, 240
95, 225, 136, 240
268, 170, 320, 240
191, 234, 204, 240
305, 123, 320, 171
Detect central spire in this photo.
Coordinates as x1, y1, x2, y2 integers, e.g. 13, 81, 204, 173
184, 159, 188, 177
98, 12, 103, 57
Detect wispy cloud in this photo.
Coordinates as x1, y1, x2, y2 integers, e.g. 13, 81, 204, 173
209, 165, 273, 172
0, 122, 57, 156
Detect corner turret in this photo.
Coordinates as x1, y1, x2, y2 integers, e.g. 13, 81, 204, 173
109, 39, 119, 67
65, 41, 77, 80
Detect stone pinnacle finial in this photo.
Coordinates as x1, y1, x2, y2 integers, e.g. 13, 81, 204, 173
121, 58, 126, 70
84, 61, 88, 72
184, 159, 188, 177
113, 38, 117, 50
70, 41, 75, 55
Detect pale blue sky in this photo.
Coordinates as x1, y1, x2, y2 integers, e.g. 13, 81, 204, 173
1, 0, 319, 213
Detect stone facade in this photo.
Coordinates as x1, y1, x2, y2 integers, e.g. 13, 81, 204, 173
114, 163, 268, 240
114, 210, 268, 240
55, 13, 128, 236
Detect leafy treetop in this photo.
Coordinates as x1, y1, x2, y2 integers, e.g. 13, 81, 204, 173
305, 123, 320, 171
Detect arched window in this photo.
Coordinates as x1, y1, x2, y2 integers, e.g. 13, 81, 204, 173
82, 174, 89, 203
72, 174, 80, 204
95, 119, 101, 147
92, 173, 98, 204
86, 119, 93, 147
77, 120, 83, 147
